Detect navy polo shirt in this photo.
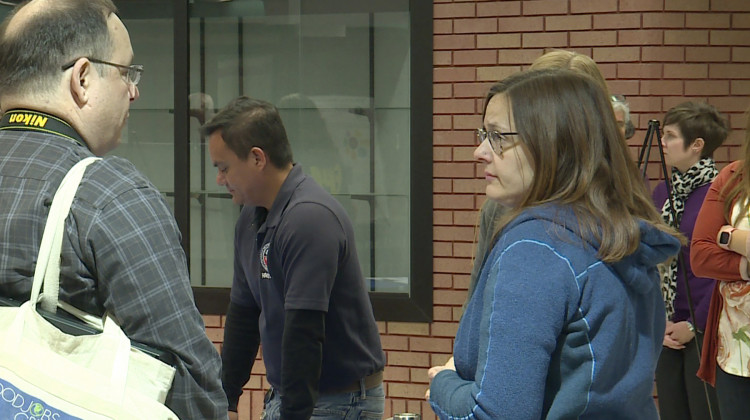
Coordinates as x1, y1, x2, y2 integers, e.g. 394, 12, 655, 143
230, 164, 385, 391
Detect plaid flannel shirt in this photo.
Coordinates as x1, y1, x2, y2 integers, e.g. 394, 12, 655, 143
0, 128, 228, 419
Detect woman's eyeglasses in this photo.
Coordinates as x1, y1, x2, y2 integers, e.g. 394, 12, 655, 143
476, 128, 518, 156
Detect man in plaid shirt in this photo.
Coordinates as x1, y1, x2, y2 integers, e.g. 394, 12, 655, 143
0, 0, 227, 418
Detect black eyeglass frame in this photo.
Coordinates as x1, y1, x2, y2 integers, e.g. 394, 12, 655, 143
476, 128, 519, 156
61, 57, 144, 86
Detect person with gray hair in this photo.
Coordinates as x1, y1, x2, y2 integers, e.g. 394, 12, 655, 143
612, 95, 636, 140
0, 1, 227, 418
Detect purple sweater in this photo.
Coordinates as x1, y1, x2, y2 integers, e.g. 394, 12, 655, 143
653, 181, 716, 330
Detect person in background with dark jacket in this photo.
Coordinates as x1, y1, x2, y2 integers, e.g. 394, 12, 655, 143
0, 1, 227, 418
652, 102, 727, 420
427, 69, 681, 419
203, 96, 385, 420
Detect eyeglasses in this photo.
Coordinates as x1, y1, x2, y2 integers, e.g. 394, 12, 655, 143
476, 128, 518, 156
61, 57, 143, 86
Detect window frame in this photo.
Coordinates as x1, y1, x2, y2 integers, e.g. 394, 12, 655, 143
120, 0, 434, 322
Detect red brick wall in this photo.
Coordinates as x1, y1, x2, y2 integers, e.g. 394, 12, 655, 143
207, 1, 750, 418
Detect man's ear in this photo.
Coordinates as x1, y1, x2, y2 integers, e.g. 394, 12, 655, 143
250, 146, 267, 169
69, 58, 93, 107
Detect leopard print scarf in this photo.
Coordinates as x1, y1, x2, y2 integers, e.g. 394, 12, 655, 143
660, 157, 718, 319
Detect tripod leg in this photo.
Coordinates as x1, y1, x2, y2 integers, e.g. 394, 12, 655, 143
638, 124, 654, 171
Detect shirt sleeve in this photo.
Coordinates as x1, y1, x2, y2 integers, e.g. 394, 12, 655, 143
280, 309, 325, 420
83, 186, 228, 420
691, 162, 745, 282
429, 240, 574, 419
222, 302, 261, 412
275, 202, 342, 312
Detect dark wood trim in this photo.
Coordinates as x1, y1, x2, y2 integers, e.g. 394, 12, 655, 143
194, 287, 231, 315
368, 0, 433, 323
186, 0, 433, 321
174, 0, 190, 258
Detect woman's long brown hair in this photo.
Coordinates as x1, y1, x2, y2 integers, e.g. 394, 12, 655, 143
486, 69, 680, 262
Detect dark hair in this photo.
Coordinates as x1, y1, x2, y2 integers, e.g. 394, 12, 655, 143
663, 101, 729, 158
484, 69, 679, 262
201, 96, 294, 168
0, 0, 117, 96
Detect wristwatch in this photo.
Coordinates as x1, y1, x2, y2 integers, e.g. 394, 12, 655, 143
718, 226, 737, 250
686, 321, 695, 333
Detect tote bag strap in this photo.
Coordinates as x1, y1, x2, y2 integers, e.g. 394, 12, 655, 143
31, 157, 101, 313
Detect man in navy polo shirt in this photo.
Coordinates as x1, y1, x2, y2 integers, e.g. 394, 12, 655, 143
202, 96, 385, 420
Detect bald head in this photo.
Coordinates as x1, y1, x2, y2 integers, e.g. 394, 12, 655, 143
0, 0, 117, 98
4, 0, 50, 36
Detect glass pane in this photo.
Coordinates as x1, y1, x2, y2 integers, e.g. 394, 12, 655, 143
190, 196, 238, 288
114, 15, 175, 200
189, 0, 412, 293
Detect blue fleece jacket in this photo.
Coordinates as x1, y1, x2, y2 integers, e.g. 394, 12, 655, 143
429, 204, 681, 420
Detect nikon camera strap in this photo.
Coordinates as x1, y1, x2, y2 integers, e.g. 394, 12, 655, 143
0, 109, 87, 147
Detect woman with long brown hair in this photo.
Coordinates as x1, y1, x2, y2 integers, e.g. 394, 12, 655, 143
467, 50, 624, 308
427, 69, 681, 419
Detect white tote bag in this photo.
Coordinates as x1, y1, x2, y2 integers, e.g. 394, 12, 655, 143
0, 157, 179, 419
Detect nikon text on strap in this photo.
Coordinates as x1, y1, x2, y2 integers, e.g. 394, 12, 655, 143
0, 109, 87, 147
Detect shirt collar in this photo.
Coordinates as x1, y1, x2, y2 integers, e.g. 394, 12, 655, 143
261, 163, 305, 229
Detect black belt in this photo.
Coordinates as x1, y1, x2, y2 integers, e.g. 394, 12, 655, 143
322, 370, 384, 395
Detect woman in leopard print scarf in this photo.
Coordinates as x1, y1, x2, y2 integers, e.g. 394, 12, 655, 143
652, 102, 728, 420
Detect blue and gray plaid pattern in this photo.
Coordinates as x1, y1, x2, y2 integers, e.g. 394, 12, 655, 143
0, 129, 228, 419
